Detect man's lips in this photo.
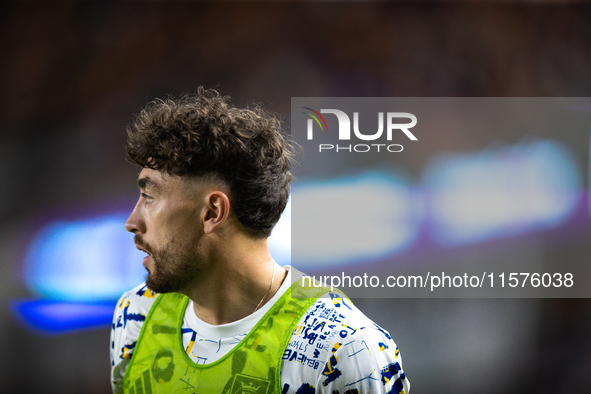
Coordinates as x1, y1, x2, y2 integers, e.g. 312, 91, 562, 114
135, 243, 152, 266
135, 244, 149, 253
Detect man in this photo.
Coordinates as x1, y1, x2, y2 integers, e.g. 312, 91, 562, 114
110, 88, 409, 394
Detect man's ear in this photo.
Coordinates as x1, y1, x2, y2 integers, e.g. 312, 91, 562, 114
202, 191, 231, 234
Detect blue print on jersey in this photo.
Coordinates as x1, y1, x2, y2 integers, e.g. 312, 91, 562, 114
380, 362, 402, 385
295, 383, 316, 394
321, 343, 343, 387
374, 323, 392, 340
116, 300, 146, 329
387, 373, 407, 394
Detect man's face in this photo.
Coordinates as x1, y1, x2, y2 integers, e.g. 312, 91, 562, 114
125, 168, 206, 293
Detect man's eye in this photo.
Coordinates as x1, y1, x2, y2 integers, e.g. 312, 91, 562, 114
140, 193, 153, 202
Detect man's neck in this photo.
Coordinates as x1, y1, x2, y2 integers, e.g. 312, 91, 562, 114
181, 236, 288, 325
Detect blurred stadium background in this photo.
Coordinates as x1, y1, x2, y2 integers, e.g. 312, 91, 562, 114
2, 2, 591, 393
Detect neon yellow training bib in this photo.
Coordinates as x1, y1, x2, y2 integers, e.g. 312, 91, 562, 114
123, 281, 331, 394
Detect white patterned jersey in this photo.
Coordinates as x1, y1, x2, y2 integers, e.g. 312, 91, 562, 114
110, 266, 409, 394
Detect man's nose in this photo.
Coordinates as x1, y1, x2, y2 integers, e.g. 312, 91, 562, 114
125, 201, 145, 234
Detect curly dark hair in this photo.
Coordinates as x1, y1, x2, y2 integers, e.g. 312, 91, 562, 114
126, 87, 294, 238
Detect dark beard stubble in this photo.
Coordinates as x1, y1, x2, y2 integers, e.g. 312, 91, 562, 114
135, 235, 202, 294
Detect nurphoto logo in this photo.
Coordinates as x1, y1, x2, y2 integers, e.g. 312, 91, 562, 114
302, 107, 417, 153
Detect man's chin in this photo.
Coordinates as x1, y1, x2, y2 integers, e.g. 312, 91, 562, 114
145, 274, 163, 293
145, 275, 182, 294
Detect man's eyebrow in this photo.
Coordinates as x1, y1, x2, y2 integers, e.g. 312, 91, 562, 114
138, 176, 159, 190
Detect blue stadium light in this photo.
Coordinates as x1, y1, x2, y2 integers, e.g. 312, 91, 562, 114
291, 171, 422, 269
423, 138, 582, 246
23, 214, 146, 301
15, 212, 146, 333
268, 198, 291, 266
11, 299, 116, 334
